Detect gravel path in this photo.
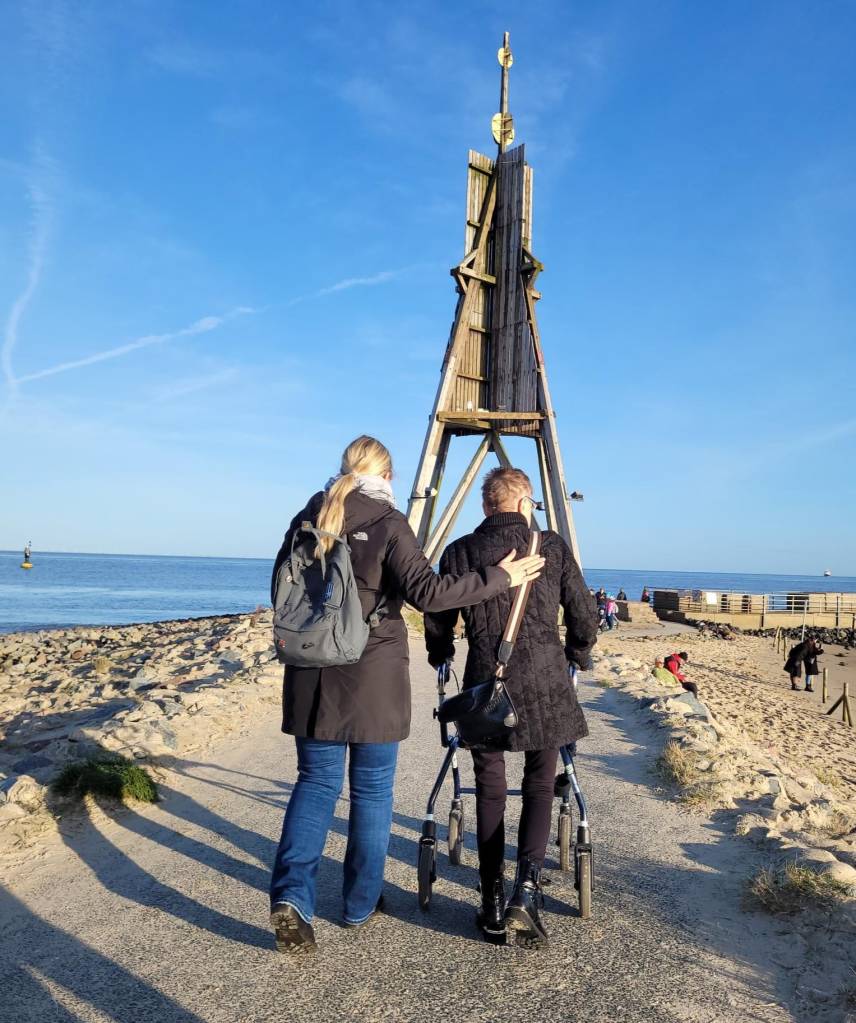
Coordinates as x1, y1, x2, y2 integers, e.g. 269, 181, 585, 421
2, 647, 811, 1023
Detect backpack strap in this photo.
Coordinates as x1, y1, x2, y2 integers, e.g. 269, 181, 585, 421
290, 521, 345, 580
495, 527, 541, 677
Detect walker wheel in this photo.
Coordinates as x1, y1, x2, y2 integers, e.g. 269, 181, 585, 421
417, 838, 436, 911
576, 850, 593, 919
558, 811, 572, 873
448, 808, 464, 866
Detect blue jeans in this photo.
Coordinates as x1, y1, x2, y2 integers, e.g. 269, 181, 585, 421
270, 738, 399, 925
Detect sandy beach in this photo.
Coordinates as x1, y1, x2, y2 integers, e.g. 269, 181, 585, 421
0, 610, 281, 875
597, 627, 856, 800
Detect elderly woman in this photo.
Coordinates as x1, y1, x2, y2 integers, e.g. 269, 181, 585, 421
425, 467, 597, 948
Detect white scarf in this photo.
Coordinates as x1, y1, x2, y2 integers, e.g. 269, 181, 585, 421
325, 473, 396, 508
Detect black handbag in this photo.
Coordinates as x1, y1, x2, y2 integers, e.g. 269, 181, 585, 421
436, 528, 541, 748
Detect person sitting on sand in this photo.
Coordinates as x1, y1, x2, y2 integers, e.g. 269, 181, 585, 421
651, 657, 676, 686
640, 586, 650, 603
663, 651, 699, 698
616, 588, 627, 601
784, 636, 823, 693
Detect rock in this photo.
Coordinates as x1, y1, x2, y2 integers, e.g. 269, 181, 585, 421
0, 803, 28, 825
129, 670, 160, 693
795, 848, 838, 866
0, 774, 47, 811
669, 692, 710, 719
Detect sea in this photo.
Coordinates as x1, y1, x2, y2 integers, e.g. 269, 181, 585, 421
2, 550, 854, 634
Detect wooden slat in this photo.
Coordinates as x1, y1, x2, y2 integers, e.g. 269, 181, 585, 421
438, 411, 545, 421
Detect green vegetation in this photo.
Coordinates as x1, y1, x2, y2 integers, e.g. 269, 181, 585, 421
747, 861, 852, 915
53, 754, 159, 804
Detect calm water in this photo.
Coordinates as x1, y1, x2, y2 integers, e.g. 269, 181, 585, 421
1, 550, 854, 634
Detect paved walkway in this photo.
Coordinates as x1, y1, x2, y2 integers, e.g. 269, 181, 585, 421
2, 649, 806, 1023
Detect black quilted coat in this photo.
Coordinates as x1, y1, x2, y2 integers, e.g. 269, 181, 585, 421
424, 513, 597, 752
270, 491, 510, 744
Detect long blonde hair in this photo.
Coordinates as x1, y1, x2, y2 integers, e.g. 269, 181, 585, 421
315, 436, 393, 554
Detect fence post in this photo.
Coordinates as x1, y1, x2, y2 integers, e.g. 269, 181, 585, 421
822, 668, 828, 704
836, 593, 840, 627
844, 682, 853, 728
760, 594, 766, 629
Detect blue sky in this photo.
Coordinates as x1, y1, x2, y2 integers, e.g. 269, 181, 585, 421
1, 0, 854, 574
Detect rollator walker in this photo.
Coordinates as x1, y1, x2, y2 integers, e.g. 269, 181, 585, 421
417, 663, 594, 919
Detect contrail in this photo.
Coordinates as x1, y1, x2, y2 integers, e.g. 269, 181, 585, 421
16, 306, 255, 384
285, 268, 407, 308
1, 151, 54, 395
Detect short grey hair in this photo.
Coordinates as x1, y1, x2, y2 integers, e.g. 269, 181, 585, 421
481, 467, 532, 512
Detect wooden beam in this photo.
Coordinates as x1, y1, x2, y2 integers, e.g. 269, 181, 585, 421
438, 411, 545, 421
406, 167, 499, 542
490, 432, 512, 468
424, 436, 491, 564
456, 266, 497, 286
522, 279, 581, 565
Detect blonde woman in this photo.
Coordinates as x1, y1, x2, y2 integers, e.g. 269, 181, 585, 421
268, 436, 544, 953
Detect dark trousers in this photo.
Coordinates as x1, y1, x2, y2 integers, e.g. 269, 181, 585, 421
471, 748, 558, 880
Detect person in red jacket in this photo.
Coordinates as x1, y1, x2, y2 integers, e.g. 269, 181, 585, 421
664, 652, 698, 697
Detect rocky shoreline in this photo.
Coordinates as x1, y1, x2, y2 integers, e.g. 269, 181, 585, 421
0, 610, 281, 861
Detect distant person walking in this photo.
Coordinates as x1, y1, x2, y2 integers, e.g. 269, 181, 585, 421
784, 636, 823, 692
664, 651, 698, 698
605, 596, 619, 630
594, 586, 606, 608
267, 436, 544, 953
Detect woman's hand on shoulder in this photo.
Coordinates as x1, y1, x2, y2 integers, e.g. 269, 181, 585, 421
497, 548, 546, 587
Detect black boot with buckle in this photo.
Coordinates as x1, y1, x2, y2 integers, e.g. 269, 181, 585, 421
476, 875, 506, 943
504, 857, 549, 948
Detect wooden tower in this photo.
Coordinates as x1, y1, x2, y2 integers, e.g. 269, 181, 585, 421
407, 33, 582, 564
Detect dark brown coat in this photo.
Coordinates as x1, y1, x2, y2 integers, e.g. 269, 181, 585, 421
270, 491, 510, 743
424, 513, 597, 752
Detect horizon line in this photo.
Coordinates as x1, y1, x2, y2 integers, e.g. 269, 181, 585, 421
0, 549, 850, 579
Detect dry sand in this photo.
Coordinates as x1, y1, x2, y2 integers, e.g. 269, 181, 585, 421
598, 627, 856, 799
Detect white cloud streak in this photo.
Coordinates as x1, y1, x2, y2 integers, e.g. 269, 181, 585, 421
2, 148, 55, 397
16, 307, 255, 384
152, 367, 238, 403
286, 268, 407, 308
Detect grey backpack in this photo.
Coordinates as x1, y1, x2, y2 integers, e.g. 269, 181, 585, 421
272, 523, 373, 668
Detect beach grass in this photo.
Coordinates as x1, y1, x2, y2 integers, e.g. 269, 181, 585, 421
52, 754, 159, 804
813, 765, 844, 791
812, 808, 854, 839
656, 741, 698, 787
747, 861, 852, 914
678, 782, 724, 810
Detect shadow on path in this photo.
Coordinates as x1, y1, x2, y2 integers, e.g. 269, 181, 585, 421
0, 886, 207, 1023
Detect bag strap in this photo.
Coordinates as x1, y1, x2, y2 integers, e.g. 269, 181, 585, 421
290, 521, 345, 579
291, 521, 388, 628
495, 528, 541, 677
